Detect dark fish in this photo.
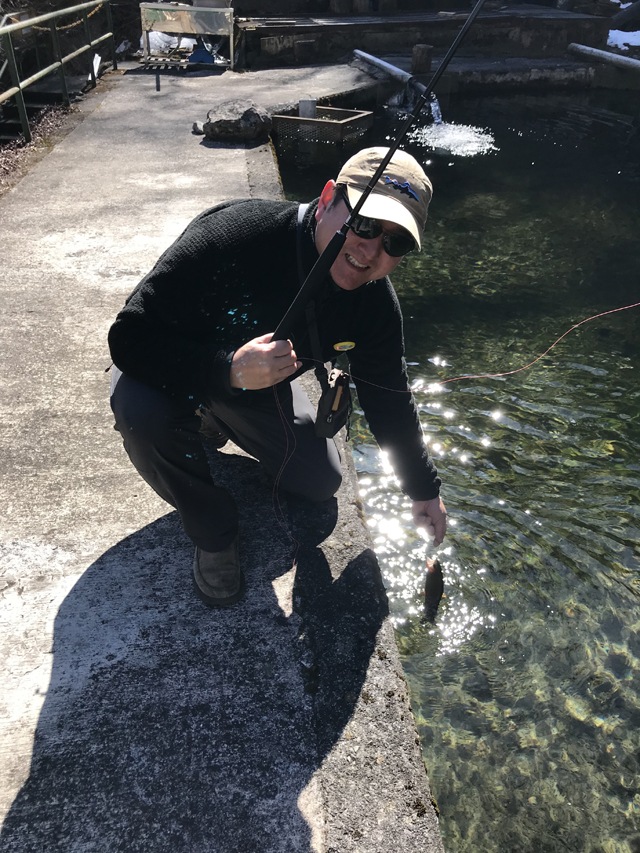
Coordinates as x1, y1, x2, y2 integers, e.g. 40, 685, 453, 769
424, 557, 444, 624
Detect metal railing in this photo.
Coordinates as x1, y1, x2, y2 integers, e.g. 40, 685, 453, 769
0, 1, 117, 142
0, 15, 11, 92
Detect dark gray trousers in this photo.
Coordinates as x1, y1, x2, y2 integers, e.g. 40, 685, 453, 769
110, 368, 342, 551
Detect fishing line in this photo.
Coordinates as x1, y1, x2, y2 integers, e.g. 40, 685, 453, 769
271, 384, 302, 556
434, 300, 640, 387
298, 300, 640, 394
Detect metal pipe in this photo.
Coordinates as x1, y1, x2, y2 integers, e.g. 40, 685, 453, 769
0, 0, 105, 36
353, 49, 430, 100
105, 0, 118, 72
353, 49, 413, 85
568, 41, 640, 72
0, 31, 112, 106
83, 9, 97, 89
0, 60, 61, 104
62, 32, 113, 63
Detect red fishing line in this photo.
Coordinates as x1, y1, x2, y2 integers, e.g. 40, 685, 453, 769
436, 301, 640, 387
301, 301, 640, 393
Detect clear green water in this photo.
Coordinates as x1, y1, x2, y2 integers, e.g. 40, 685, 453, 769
278, 90, 640, 852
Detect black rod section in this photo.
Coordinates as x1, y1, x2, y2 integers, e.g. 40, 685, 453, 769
272, 0, 489, 342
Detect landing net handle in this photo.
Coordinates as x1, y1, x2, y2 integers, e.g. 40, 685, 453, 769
271, 0, 489, 342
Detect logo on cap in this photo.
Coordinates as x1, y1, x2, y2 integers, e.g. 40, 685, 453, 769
383, 176, 420, 202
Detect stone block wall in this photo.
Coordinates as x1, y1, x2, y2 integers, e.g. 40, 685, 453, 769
234, 0, 419, 14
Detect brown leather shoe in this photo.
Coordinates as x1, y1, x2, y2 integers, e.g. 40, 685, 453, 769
193, 539, 245, 607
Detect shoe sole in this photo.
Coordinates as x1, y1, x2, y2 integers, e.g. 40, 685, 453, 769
193, 571, 246, 608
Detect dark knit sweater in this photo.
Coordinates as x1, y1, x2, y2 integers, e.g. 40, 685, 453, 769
108, 198, 441, 500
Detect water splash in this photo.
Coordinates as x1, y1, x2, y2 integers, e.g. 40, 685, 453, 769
430, 95, 444, 125
408, 120, 499, 158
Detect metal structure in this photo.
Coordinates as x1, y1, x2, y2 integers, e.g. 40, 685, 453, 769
140, 2, 234, 69
0, 0, 117, 143
271, 106, 373, 145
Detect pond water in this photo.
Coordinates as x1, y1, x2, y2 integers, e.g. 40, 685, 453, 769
277, 89, 640, 853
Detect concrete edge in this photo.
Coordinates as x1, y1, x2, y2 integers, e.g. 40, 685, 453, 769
296, 373, 445, 851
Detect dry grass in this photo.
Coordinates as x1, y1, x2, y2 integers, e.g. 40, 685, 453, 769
0, 103, 77, 198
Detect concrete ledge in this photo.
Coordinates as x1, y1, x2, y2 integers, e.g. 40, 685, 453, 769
237, 5, 610, 67
417, 54, 598, 93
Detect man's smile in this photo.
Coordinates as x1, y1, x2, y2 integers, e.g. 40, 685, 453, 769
345, 253, 368, 270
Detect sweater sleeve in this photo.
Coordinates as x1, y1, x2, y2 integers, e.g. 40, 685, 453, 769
108, 233, 236, 405
108, 200, 298, 406
348, 282, 441, 501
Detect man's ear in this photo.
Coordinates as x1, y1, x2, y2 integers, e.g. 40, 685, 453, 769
316, 179, 337, 219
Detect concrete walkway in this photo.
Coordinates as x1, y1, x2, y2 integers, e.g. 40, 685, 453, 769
0, 63, 443, 852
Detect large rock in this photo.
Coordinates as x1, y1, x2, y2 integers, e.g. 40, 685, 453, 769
202, 99, 272, 143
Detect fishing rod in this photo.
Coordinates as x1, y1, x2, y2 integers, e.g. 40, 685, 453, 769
271, 0, 490, 342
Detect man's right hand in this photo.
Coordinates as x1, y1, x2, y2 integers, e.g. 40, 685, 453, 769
229, 333, 302, 390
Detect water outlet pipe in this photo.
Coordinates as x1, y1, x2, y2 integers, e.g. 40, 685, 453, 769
353, 49, 415, 86
568, 42, 640, 73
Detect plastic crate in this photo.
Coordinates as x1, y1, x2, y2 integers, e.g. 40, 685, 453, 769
271, 106, 374, 144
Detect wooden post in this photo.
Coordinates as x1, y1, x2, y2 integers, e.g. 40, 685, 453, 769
412, 44, 433, 74
329, 0, 352, 13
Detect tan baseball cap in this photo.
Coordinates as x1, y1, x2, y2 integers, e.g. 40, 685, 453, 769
336, 146, 433, 250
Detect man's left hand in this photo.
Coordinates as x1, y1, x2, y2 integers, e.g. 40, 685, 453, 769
412, 497, 447, 546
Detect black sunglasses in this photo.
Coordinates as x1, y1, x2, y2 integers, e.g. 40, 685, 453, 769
338, 187, 417, 257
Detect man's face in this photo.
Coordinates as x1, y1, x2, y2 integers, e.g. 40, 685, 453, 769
314, 180, 407, 291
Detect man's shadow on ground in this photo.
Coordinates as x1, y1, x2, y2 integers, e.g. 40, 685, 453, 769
0, 453, 388, 852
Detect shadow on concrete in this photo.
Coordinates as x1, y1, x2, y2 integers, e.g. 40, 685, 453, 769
198, 138, 271, 150
0, 453, 388, 852
123, 66, 229, 79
